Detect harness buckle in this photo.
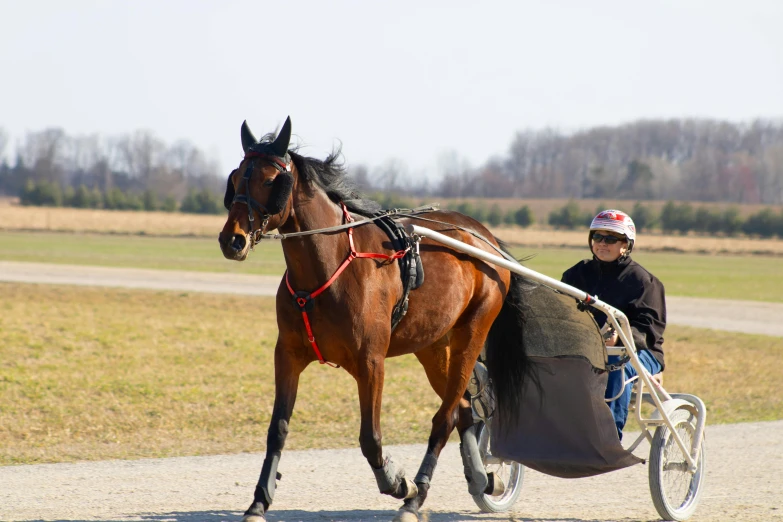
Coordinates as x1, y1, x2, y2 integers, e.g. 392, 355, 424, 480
292, 291, 315, 312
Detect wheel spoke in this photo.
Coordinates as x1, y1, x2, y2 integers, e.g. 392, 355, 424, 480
661, 424, 695, 507
649, 409, 706, 521
471, 421, 524, 513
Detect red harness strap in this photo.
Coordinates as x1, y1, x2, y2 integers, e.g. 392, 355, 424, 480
285, 204, 410, 366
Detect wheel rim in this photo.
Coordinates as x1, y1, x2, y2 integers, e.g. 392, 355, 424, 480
478, 423, 522, 505
660, 418, 703, 513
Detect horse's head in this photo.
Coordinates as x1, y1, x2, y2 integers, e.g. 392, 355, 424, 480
218, 117, 295, 261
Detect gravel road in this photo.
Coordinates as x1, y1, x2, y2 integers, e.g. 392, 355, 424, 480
2, 261, 783, 337
2, 261, 782, 521
1, 421, 781, 522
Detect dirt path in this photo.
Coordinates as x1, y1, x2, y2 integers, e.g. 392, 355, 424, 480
2, 261, 783, 337
1, 421, 781, 522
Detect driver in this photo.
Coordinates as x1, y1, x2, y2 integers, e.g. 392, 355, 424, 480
561, 209, 666, 440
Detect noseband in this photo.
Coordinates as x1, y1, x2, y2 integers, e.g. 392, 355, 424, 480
230, 151, 292, 247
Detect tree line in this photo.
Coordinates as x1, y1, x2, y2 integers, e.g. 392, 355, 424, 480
374, 191, 783, 238
3, 118, 783, 215
18, 179, 223, 214
352, 119, 783, 205
0, 127, 224, 214
547, 200, 783, 238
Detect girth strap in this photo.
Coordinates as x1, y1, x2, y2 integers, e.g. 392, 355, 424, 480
371, 214, 422, 330
286, 203, 409, 366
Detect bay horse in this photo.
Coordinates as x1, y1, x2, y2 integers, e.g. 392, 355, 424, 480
218, 117, 533, 522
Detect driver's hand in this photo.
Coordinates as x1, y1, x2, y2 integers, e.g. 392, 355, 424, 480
602, 326, 618, 346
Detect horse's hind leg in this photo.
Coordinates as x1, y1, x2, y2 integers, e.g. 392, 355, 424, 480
242, 342, 307, 522
396, 327, 487, 521
414, 341, 489, 495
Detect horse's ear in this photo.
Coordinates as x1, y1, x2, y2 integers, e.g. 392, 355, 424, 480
241, 120, 257, 153
271, 116, 292, 157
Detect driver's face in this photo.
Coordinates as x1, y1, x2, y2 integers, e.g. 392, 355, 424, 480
591, 230, 628, 262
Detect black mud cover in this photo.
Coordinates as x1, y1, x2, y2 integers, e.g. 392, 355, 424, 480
489, 286, 643, 478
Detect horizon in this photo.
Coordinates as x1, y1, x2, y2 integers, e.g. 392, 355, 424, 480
2, 0, 782, 179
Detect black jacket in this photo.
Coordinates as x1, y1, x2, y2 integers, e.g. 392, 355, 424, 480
561, 255, 666, 370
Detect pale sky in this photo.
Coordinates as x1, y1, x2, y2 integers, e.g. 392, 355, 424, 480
1, 0, 782, 179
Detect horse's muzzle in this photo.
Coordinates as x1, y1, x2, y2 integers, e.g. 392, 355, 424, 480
218, 232, 249, 260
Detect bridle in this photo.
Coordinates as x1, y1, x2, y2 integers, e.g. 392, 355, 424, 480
229, 151, 292, 248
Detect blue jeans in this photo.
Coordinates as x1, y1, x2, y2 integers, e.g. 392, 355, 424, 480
605, 349, 662, 440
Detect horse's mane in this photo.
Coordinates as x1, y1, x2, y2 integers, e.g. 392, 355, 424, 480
248, 129, 380, 216
288, 149, 382, 217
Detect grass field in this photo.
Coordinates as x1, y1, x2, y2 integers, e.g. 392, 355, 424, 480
0, 203, 223, 237
3, 200, 783, 255
516, 248, 783, 302
2, 230, 782, 302
0, 230, 287, 276
1, 283, 781, 466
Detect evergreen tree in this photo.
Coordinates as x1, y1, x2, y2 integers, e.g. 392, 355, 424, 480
486, 203, 504, 226
512, 205, 535, 228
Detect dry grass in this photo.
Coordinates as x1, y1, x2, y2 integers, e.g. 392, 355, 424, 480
661, 326, 783, 424
0, 283, 440, 465
1, 199, 781, 255
490, 226, 783, 256
442, 196, 783, 218
0, 202, 224, 237
1, 283, 780, 466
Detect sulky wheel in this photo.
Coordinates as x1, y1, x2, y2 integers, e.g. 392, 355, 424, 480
471, 421, 524, 513
648, 408, 706, 521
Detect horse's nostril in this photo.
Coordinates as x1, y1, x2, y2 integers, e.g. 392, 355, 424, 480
231, 234, 246, 252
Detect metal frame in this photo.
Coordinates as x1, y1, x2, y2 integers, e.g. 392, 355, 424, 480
408, 224, 706, 472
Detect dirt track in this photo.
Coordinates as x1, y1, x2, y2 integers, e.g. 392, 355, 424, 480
2, 261, 783, 337
1, 421, 781, 522
1, 261, 782, 521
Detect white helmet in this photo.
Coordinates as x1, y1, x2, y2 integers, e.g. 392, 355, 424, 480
589, 209, 636, 253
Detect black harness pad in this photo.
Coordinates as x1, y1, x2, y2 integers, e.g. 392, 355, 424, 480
372, 214, 424, 331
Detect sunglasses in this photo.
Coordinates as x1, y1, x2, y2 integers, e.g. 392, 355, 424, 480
591, 233, 626, 245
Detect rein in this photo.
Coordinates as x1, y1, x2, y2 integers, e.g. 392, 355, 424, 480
251, 201, 519, 279
286, 203, 411, 367
252, 205, 439, 241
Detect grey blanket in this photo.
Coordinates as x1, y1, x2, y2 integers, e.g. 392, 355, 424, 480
489, 284, 643, 478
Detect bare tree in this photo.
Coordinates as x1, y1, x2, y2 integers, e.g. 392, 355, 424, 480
116, 130, 165, 184
18, 128, 67, 184
372, 158, 408, 193
0, 128, 8, 161
348, 164, 372, 192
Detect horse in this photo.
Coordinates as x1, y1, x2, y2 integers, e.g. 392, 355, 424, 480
218, 117, 534, 522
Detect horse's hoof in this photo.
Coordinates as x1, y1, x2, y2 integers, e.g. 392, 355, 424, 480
486, 471, 506, 496
241, 515, 266, 522
392, 508, 419, 522
403, 478, 419, 499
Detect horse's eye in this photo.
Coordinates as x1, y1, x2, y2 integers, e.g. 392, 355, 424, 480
263, 178, 275, 187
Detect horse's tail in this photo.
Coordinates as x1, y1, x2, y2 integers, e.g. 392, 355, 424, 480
484, 270, 538, 426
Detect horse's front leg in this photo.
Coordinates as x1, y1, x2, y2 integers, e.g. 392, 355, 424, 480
242, 341, 307, 522
357, 353, 418, 502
